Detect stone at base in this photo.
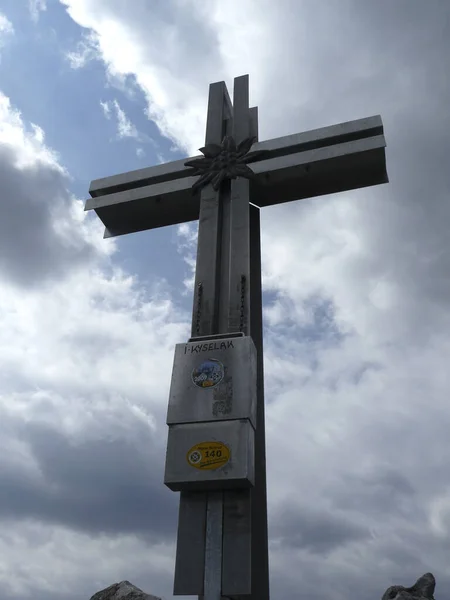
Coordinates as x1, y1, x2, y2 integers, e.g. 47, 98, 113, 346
89, 580, 161, 600
381, 573, 436, 600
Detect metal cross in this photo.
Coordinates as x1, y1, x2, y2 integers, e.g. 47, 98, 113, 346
85, 74, 388, 600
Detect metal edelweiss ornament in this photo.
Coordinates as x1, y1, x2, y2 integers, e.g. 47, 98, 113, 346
184, 135, 267, 194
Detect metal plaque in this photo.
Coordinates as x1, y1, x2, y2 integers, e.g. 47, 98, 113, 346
167, 335, 257, 427
164, 419, 255, 491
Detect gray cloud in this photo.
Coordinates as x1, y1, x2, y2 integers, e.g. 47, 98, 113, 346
332, 469, 417, 516
0, 413, 177, 539
272, 503, 370, 554
0, 142, 101, 288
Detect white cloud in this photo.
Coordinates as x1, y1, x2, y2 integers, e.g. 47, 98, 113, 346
29, 0, 47, 23
112, 99, 138, 138
0, 13, 14, 57
65, 30, 100, 69
176, 222, 198, 294
100, 98, 152, 143
0, 93, 63, 172
0, 90, 112, 288
60, 0, 222, 154
0, 88, 190, 597
99, 99, 111, 118
0, 13, 13, 34
0, 258, 188, 596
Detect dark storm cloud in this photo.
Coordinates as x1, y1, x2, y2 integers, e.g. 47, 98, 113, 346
256, 3, 450, 598
0, 579, 160, 600
1, 581, 161, 600
271, 503, 370, 554
269, 565, 423, 600
254, 0, 450, 349
0, 416, 177, 539
268, 528, 443, 600
331, 468, 417, 518
1, 589, 79, 600
0, 142, 99, 289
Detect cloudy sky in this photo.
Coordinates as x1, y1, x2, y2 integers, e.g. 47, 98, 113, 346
0, 1, 449, 599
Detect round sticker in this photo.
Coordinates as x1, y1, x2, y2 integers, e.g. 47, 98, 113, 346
191, 359, 224, 389
187, 441, 230, 470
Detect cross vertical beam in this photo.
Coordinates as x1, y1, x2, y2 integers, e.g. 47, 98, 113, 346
174, 80, 231, 597
221, 86, 269, 599
249, 202, 270, 600
173, 76, 269, 600
221, 75, 254, 597
228, 75, 251, 335
191, 80, 231, 337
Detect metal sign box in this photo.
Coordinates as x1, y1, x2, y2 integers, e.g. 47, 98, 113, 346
167, 335, 257, 428
164, 419, 255, 491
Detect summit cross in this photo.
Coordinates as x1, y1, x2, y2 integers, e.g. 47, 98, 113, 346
85, 74, 388, 600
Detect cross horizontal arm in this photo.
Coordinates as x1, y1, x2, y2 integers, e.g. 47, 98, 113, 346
85, 116, 388, 238
89, 155, 191, 199
88, 115, 383, 198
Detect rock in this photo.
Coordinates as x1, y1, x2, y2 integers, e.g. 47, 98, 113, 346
382, 573, 436, 600
89, 580, 162, 600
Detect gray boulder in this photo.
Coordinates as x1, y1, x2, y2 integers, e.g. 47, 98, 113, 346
89, 580, 162, 600
382, 573, 436, 600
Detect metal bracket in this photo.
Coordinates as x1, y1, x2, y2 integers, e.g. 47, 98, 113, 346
189, 332, 245, 343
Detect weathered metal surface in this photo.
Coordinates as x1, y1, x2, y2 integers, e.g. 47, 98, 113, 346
173, 80, 232, 597
173, 80, 237, 598
167, 336, 257, 428
184, 135, 267, 194
88, 114, 384, 198
86, 126, 387, 238
203, 492, 223, 600
164, 419, 255, 492
173, 490, 207, 596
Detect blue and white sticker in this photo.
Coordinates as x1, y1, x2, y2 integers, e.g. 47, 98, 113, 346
191, 359, 224, 389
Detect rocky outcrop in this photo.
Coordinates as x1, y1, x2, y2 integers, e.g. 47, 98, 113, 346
89, 580, 161, 600
382, 573, 436, 600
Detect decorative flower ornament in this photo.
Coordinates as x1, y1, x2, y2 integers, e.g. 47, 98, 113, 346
184, 135, 267, 194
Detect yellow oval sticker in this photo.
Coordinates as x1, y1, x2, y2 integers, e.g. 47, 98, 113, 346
187, 441, 230, 470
